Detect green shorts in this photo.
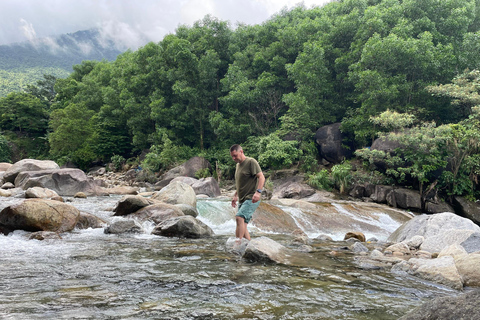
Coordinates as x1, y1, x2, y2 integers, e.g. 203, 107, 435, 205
236, 200, 260, 224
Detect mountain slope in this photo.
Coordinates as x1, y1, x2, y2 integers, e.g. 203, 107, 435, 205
0, 29, 125, 96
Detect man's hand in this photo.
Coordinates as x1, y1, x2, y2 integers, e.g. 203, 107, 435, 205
252, 191, 261, 203
231, 195, 238, 208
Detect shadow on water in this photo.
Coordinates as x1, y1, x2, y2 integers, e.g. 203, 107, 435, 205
0, 196, 459, 319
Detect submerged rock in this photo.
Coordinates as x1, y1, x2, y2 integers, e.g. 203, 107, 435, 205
104, 219, 142, 234
152, 215, 213, 238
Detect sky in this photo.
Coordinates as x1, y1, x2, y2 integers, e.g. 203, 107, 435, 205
0, 0, 331, 49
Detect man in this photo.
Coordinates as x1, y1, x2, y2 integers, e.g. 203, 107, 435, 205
230, 144, 265, 241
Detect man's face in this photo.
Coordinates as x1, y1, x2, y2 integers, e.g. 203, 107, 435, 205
230, 150, 244, 163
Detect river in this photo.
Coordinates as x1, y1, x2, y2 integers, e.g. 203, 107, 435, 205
0, 196, 458, 319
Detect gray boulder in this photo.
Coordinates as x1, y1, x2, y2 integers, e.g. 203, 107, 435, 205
171, 176, 221, 197
134, 203, 184, 224
75, 212, 106, 229
159, 157, 212, 184
14, 168, 102, 196
386, 188, 422, 211
151, 215, 213, 238
370, 185, 393, 204
315, 123, 352, 164
0, 162, 12, 171
3, 159, 59, 183
420, 230, 480, 253
113, 195, 153, 216
25, 187, 59, 199
399, 290, 480, 320
174, 203, 199, 217
151, 181, 197, 207
243, 236, 292, 263
272, 179, 315, 199
453, 196, 480, 225
104, 220, 142, 234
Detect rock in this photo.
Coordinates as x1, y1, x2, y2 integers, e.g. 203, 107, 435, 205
159, 156, 212, 182
1, 182, 15, 189
134, 203, 184, 224
75, 212, 106, 229
438, 244, 468, 259
391, 256, 463, 290
386, 188, 422, 211
171, 176, 221, 197
104, 220, 142, 234
243, 236, 291, 263
398, 289, 480, 320
113, 195, 153, 216
51, 196, 64, 202
102, 186, 138, 195
74, 192, 87, 198
0, 189, 12, 197
272, 179, 315, 199
388, 212, 480, 243
349, 185, 365, 198
87, 166, 106, 176
225, 237, 250, 255
252, 202, 304, 235
3, 159, 59, 183
314, 123, 352, 164
425, 200, 455, 214
455, 253, 480, 287
151, 181, 197, 207
420, 230, 480, 253
25, 187, 59, 199
453, 196, 480, 226
0, 199, 80, 233
0, 162, 13, 171
370, 185, 393, 204
384, 242, 411, 255
14, 168, 103, 196
29, 231, 62, 240
151, 215, 213, 238
344, 232, 366, 242
316, 234, 333, 241
174, 203, 199, 217
351, 241, 369, 253
403, 235, 424, 250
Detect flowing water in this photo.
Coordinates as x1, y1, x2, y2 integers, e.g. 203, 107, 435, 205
0, 196, 459, 319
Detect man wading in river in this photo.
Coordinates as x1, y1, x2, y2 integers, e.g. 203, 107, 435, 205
230, 144, 265, 241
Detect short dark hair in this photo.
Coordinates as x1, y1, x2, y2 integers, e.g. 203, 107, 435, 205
230, 144, 242, 152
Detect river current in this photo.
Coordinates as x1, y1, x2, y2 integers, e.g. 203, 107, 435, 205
0, 196, 458, 319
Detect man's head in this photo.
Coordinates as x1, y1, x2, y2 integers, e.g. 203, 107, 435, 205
230, 144, 246, 163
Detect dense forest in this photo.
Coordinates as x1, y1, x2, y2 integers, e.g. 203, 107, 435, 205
0, 29, 123, 96
2, 0, 480, 202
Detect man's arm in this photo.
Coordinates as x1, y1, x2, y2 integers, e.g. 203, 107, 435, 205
231, 191, 238, 208
252, 171, 265, 203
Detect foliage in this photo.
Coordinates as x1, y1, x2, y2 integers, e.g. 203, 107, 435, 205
245, 133, 302, 170
0, 134, 11, 162
307, 169, 333, 191
331, 161, 353, 194
195, 168, 211, 179
110, 155, 126, 172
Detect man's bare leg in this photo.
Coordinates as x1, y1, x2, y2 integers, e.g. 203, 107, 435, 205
235, 216, 246, 240
243, 223, 251, 240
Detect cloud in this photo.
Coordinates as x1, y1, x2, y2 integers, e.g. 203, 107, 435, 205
0, 0, 331, 48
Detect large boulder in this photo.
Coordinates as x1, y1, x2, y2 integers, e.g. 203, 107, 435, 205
134, 203, 185, 224
386, 188, 422, 211
14, 168, 102, 196
171, 176, 221, 197
25, 187, 59, 199
104, 220, 142, 234
0, 199, 80, 233
3, 159, 59, 183
159, 156, 212, 183
151, 181, 197, 207
392, 256, 463, 290
113, 195, 153, 216
453, 196, 480, 226
370, 185, 393, 204
388, 212, 480, 244
75, 212, 106, 229
420, 230, 480, 253
272, 178, 315, 200
455, 253, 480, 287
151, 215, 213, 238
314, 123, 352, 164
252, 202, 304, 235
0, 162, 12, 172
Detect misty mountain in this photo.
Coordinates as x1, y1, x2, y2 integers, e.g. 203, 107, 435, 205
0, 29, 127, 96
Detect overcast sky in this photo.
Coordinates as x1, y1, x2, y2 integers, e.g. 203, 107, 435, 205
0, 0, 331, 48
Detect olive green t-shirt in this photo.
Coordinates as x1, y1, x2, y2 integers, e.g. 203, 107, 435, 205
235, 157, 262, 203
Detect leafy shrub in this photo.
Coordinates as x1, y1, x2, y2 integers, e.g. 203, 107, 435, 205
110, 155, 126, 172
0, 134, 11, 162
195, 168, 211, 179
307, 169, 333, 191
247, 133, 302, 170
331, 161, 352, 194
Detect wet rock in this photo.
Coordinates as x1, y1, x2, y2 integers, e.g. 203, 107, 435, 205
243, 236, 291, 263
403, 235, 424, 250
104, 219, 142, 234
152, 181, 197, 207
74, 192, 87, 198
1, 182, 15, 189
134, 203, 184, 224
152, 215, 213, 238
399, 289, 480, 320
3, 159, 59, 183
25, 187, 59, 199
392, 256, 463, 290
0, 199, 80, 233
76, 212, 106, 229
351, 241, 369, 253
384, 242, 411, 256
29, 231, 62, 240
101, 186, 138, 195
344, 231, 366, 242
0, 189, 12, 197
174, 203, 198, 217
113, 195, 153, 216
252, 202, 304, 235
316, 234, 333, 241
